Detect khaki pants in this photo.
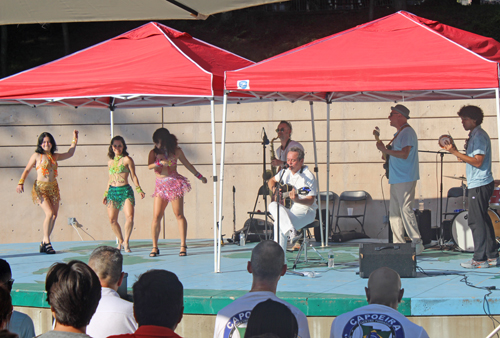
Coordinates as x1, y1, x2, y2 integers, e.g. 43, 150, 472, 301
390, 181, 423, 251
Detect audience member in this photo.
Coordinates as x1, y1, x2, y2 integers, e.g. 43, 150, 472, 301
0, 259, 35, 338
87, 246, 137, 338
330, 267, 429, 338
39, 260, 101, 338
0, 286, 13, 330
244, 299, 298, 338
214, 240, 310, 338
108, 270, 184, 338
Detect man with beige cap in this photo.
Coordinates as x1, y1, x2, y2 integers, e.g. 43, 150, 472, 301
376, 104, 424, 255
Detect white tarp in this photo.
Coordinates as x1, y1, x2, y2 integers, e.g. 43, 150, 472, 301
0, 0, 288, 24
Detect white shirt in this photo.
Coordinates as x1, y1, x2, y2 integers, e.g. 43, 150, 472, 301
86, 287, 137, 338
276, 140, 304, 163
274, 165, 318, 214
214, 291, 310, 338
330, 303, 429, 338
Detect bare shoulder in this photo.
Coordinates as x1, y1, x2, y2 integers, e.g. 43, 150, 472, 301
123, 155, 135, 164
175, 147, 183, 157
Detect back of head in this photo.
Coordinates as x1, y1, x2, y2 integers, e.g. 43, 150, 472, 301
88, 246, 123, 286
152, 128, 178, 155
244, 299, 298, 338
0, 286, 12, 329
457, 105, 484, 125
133, 270, 183, 329
0, 260, 12, 292
45, 260, 101, 329
250, 241, 284, 281
0, 330, 18, 338
367, 267, 401, 307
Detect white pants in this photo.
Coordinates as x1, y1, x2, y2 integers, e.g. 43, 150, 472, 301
269, 202, 316, 254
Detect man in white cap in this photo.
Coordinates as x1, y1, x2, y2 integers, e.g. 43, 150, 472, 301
376, 104, 424, 255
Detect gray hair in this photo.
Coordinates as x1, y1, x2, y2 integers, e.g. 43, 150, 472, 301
288, 147, 304, 161
250, 240, 284, 281
88, 246, 122, 285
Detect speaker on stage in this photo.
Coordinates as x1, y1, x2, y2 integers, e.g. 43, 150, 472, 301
389, 209, 432, 245
359, 243, 416, 278
414, 209, 432, 245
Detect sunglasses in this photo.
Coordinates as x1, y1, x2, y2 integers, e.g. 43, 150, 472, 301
276, 128, 286, 133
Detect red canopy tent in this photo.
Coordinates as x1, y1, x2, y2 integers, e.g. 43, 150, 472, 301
220, 11, 500, 247
225, 10, 500, 101
0, 22, 254, 272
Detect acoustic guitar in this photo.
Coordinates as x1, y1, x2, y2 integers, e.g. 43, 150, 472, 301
373, 127, 390, 179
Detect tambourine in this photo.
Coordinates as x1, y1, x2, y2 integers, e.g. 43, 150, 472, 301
438, 134, 455, 148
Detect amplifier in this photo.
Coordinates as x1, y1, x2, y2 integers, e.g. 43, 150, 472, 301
388, 209, 432, 245
359, 243, 416, 278
414, 209, 432, 245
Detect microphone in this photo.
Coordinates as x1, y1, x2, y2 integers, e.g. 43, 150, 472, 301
283, 163, 289, 169
262, 128, 270, 145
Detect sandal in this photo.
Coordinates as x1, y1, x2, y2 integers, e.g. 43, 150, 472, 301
149, 247, 160, 257
123, 244, 132, 253
179, 245, 187, 257
40, 242, 56, 254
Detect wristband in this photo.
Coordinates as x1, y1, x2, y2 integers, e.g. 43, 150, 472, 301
72, 138, 77, 144
195, 172, 203, 180
18, 178, 24, 185
104, 191, 108, 198
136, 186, 144, 194
155, 159, 163, 167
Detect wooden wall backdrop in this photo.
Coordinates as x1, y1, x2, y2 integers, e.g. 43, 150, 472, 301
1, 98, 498, 244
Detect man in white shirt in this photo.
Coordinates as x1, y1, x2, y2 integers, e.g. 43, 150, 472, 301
87, 246, 137, 338
330, 267, 429, 338
0, 259, 35, 338
213, 240, 310, 338
268, 147, 317, 254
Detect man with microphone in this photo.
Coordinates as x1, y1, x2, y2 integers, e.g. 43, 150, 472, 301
268, 147, 317, 255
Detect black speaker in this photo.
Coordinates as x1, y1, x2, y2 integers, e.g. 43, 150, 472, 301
414, 209, 432, 245
359, 243, 416, 278
389, 209, 433, 245
233, 218, 273, 242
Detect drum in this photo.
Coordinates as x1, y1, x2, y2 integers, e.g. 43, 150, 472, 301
490, 187, 500, 209
451, 209, 500, 252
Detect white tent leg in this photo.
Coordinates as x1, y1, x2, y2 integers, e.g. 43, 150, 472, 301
210, 99, 219, 274
110, 109, 114, 138
310, 102, 324, 247
217, 92, 229, 273
496, 88, 500, 169
325, 101, 331, 247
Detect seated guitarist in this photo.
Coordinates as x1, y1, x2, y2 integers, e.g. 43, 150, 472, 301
376, 105, 424, 255
268, 147, 318, 255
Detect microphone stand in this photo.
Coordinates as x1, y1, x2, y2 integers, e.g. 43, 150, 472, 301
261, 130, 271, 240
275, 165, 289, 248
418, 149, 455, 245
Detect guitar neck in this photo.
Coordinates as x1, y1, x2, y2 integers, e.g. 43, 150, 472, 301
374, 133, 387, 160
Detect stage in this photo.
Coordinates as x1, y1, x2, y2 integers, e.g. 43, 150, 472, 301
3, 238, 500, 337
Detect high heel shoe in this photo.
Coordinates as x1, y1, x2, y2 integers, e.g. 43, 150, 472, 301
179, 245, 187, 257
40, 242, 56, 254
149, 247, 160, 257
